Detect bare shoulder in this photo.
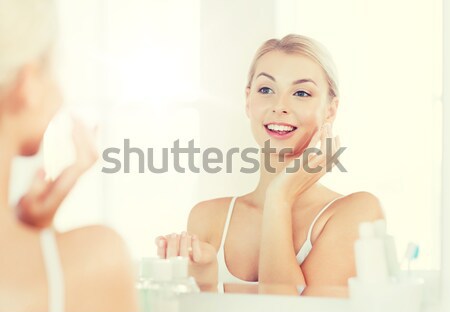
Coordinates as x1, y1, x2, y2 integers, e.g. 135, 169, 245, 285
330, 191, 384, 224
60, 225, 129, 258
58, 225, 137, 311
189, 197, 232, 219
302, 192, 385, 285
58, 225, 134, 282
188, 197, 233, 244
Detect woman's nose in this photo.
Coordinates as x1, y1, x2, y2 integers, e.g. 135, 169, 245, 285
272, 96, 289, 115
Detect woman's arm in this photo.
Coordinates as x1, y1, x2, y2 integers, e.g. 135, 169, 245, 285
258, 124, 338, 285
187, 203, 219, 285
300, 192, 384, 285
258, 195, 306, 285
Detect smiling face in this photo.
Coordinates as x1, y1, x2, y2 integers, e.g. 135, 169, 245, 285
246, 51, 338, 157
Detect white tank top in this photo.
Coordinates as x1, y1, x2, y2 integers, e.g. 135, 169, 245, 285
40, 228, 65, 312
217, 196, 342, 285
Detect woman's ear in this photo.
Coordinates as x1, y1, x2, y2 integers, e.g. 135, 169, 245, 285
325, 96, 339, 123
245, 87, 250, 118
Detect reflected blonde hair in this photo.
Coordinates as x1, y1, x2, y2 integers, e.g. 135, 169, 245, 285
247, 34, 339, 99
0, 0, 57, 88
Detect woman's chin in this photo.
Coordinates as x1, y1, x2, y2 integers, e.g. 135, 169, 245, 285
257, 141, 301, 162
259, 137, 302, 152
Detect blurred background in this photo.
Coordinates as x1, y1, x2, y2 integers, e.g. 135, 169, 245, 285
9, 0, 442, 270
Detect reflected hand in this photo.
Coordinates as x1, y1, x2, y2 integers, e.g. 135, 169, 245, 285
16, 118, 98, 228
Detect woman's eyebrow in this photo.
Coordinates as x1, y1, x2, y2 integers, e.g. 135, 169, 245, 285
256, 72, 317, 86
292, 78, 317, 86
256, 72, 276, 81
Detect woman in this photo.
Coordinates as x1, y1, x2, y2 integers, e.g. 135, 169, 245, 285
155, 34, 384, 287
0, 0, 137, 311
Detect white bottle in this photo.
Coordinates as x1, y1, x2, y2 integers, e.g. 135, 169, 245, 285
373, 219, 400, 277
136, 257, 157, 312
170, 257, 200, 295
150, 259, 178, 312
354, 222, 389, 283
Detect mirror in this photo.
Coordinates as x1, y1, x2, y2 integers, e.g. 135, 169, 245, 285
12, 0, 443, 303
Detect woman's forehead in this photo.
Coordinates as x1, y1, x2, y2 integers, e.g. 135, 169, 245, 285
254, 51, 327, 84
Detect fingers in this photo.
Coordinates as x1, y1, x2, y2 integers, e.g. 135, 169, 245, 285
303, 123, 330, 167
322, 123, 332, 171
317, 124, 342, 172
39, 165, 83, 217
319, 123, 330, 155
16, 169, 52, 227
307, 123, 338, 173
155, 232, 203, 264
71, 117, 98, 172
306, 127, 322, 150
155, 236, 167, 258
165, 233, 181, 258
304, 124, 328, 172
28, 168, 49, 195
191, 234, 202, 263
179, 231, 193, 258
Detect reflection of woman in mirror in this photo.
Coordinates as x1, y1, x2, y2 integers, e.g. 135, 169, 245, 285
0, 1, 137, 310
156, 34, 384, 287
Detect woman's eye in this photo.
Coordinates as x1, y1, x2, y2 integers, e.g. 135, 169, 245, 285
258, 87, 274, 94
293, 90, 310, 97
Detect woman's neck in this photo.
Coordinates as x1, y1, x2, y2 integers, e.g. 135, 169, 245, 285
248, 152, 319, 210
253, 153, 287, 196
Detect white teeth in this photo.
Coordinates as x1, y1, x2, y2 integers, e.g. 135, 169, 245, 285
267, 124, 295, 132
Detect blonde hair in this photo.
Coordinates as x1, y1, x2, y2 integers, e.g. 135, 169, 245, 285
0, 0, 57, 88
247, 34, 339, 98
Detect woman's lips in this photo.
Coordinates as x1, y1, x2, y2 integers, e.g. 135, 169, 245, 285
264, 123, 298, 140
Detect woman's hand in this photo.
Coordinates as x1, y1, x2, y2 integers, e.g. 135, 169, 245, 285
155, 231, 219, 285
16, 118, 98, 228
155, 232, 216, 265
258, 124, 340, 285
266, 123, 341, 205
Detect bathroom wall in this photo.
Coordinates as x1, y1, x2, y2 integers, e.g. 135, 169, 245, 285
11, 0, 443, 270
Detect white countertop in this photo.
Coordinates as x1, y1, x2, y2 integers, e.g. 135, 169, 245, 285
179, 292, 442, 312
179, 292, 350, 312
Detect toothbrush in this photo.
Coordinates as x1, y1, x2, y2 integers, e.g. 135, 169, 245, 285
402, 242, 419, 275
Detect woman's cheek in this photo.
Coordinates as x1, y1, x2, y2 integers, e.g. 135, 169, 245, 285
297, 109, 319, 128
248, 100, 267, 119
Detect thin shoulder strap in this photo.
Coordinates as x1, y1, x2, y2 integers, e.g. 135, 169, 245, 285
219, 196, 238, 249
40, 228, 65, 312
306, 197, 342, 242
